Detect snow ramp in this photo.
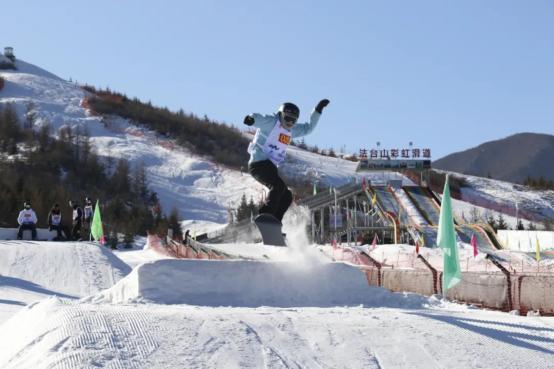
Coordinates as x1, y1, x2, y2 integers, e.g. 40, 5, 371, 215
91, 259, 430, 308
0, 241, 131, 298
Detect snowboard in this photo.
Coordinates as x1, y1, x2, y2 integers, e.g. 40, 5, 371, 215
254, 214, 287, 247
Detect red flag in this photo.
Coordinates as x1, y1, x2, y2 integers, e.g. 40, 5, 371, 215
471, 233, 478, 257
415, 239, 420, 255
362, 177, 367, 191
371, 234, 378, 250
332, 238, 337, 249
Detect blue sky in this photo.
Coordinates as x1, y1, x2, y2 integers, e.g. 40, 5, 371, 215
3, 0, 553, 159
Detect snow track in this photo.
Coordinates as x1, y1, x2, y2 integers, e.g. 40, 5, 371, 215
0, 241, 131, 324
1, 298, 158, 369
0, 242, 553, 368
0, 241, 130, 298
1, 298, 553, 369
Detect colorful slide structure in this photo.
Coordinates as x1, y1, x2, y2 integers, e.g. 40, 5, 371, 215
368, 185, 502, 252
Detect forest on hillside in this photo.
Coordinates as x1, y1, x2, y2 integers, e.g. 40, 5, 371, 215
0, 103, 175, 242
82, 86, 250, 170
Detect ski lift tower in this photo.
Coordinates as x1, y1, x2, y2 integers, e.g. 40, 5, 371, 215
4, 47, 15, 62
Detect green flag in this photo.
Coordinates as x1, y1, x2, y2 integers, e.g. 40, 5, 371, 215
437, 175, 461, 292
91, 200, 105, 244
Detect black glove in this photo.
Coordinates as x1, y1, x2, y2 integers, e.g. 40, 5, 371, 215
315, 99, 330, 114
48, 225, 52, 232
243, 115, 255, 126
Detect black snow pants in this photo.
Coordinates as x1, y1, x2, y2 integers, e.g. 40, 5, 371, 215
71, 222, 82, 241
249, 160, 292, 222
17, 223, 37, 240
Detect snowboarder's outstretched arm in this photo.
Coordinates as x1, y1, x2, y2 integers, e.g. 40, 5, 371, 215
292, 99, 329, 138
243, 113, 276, 130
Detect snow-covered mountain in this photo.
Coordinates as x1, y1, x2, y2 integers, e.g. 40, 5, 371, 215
439, 170, 554, 223
0, 58, 406, 224
0, 59, 266, 223
1, 58, 552, 228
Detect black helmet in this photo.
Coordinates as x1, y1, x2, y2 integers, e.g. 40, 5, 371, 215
278, 102, 299, 129
24, 201, 31, 209
85, 197, 92, 205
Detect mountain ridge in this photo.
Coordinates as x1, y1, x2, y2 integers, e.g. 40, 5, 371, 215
433, 132, 554, 183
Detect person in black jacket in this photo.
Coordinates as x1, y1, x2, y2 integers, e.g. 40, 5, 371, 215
82, 197, 94, 241
48, 203, 69, 241
69, 200, 83, 241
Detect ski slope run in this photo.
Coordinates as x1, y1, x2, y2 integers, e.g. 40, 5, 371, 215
0, 241, 130, 323
0, 255, 553, 369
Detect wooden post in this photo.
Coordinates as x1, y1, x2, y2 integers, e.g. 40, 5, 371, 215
311, 210, 316, 243
320, 208, 325, 244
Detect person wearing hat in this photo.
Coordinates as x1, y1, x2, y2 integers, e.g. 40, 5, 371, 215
17, 201, 38, 240
48, 203, 68, 241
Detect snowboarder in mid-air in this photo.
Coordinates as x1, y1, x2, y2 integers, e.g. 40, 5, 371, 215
244, 99, 330, 245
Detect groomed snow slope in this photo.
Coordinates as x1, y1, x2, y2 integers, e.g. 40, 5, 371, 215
0, 241, 130, 323
441, 170, 554, 222
2, 296, 553, 369
0, 243, 553, 369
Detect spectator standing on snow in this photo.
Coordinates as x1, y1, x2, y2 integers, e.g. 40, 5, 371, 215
82, 197, 94, 240
17, 201, 38, 240
48, 203, 68, 241
69, 200, 83, 241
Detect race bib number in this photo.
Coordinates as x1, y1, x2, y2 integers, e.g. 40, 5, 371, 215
278, 133, 291, 145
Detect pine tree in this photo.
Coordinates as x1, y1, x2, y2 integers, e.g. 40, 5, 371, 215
24, 101, 37, 129
516, 219, 525, 230
133, 162, 149, 202
168, 207, 182, 238
0, 104, 21, 152
247, 196, 258, 219
543, 220, 554, 231
487, 213, 497, 231
470, 207, 481, 223
496, 213, 508, 230
36, 124, 51, 153
111, 158, 131, 196
236, 194, 249, 221
80, 126, 92, 168
528, 222, 537, 231
123, 229, 134, 248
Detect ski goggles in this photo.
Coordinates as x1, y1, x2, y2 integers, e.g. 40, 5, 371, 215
281, 112, 298, 125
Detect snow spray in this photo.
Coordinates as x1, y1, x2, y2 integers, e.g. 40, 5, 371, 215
281, 205, 329, 268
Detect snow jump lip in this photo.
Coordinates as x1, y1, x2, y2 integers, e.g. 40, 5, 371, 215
93, 259, 429, 309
